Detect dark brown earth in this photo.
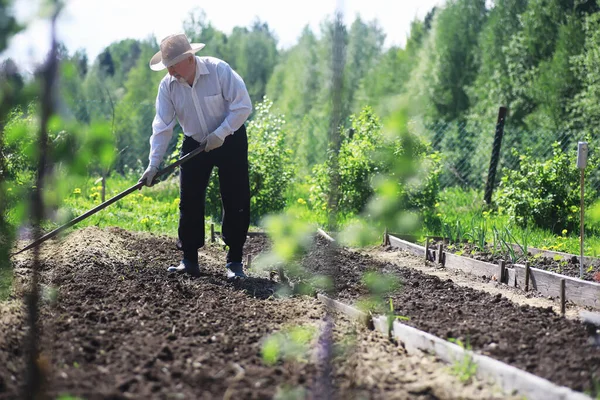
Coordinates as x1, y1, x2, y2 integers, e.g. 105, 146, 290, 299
300, 237, 600, 396
0, 227, 512, 400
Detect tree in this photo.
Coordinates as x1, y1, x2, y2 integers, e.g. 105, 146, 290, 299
344, 16, 385, 113
183, 8, 230, 60
227, 19, 279, 105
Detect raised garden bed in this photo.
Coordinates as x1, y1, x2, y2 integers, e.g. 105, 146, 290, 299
300, 233, 600, 397
388, 234, 600, 310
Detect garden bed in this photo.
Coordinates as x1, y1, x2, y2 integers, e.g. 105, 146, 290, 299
425, 236, 600, 282
300, 235, 600, 397
0, 227, 511, 400
388, 234, 600, 310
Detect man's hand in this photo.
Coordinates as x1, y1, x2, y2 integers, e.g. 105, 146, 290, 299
205, 132, 225, 152
139, 165, 159, 187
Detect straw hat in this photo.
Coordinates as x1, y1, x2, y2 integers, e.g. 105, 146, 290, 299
149, 34, 205, 71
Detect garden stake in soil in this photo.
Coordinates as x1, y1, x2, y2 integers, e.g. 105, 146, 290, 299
13, 140, 207, 256
499, 260, 506, 283
560, 279, 566, 315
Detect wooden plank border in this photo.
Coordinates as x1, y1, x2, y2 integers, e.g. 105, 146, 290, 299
388, 234, 426, 257
317, 295, 590, 400
317, 228, 336, 243
388, 234, 600, 310
513, 264, 600, 309
316, 293, 370, 327
444, 252, 502, 281
388, 318, 590, 400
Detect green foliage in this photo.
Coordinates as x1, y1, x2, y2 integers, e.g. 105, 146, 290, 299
39, 172, 181, 236
308, 107, 384, 216
496, 142, 597, 232
261, 325, 317, 365
447, 338, 478, 383
246, 98, 294, 223
570, 12, 600, 140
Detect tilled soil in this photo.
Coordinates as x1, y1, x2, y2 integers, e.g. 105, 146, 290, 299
300, 237, 600, 396
1, 227, 510, 400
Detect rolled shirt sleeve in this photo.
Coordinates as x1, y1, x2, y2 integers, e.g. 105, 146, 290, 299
212, 63, 252, 141
149, 80, 177, 168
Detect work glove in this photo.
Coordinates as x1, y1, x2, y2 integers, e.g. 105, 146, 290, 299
138, 165, 159, 187
205, 132, 225, 152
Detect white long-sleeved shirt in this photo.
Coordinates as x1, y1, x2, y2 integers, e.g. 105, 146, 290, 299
148, 56, 252, 167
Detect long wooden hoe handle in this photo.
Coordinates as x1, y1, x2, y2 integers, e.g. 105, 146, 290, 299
13, 140, 207, 256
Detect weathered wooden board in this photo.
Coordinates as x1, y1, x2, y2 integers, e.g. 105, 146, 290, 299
444, 252, 502, 281
320, 296, 591, 400
391, 320, 591, 400
513, 264, 600, 309
317, 228, 335, 242
316, 293, 370, 326
388, 235, 425, 257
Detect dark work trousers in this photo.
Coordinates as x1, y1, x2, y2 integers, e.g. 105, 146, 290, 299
178, 125, 250, 263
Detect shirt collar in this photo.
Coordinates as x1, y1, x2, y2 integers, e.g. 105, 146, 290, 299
168, 56, 210, 86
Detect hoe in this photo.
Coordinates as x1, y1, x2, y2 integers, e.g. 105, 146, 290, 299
13, 141, 207, 256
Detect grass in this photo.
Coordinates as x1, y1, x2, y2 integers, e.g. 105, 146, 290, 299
59, 173, 183, 237
428, 187, 600, 257
0, 267, 13, 301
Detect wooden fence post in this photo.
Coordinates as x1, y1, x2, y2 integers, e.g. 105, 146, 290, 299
525, 262, 530, 292
560, 279, 566, 315
210, 223, 215, 243
484, 106, 508, 205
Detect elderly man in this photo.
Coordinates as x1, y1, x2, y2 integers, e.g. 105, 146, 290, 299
139, 33, 252, 279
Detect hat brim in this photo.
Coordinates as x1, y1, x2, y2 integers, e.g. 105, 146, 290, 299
149, 43, 205, 71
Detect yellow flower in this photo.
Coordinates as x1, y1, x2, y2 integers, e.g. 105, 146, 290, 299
140, 218, 149, 224
173, 198, 180, 206
143, 196, 152, 202
73, 188, 81, 195
561, 229, 568, 236
297, 198, 306, 205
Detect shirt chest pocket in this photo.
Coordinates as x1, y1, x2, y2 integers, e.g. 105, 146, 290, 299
203, 94, 225, 118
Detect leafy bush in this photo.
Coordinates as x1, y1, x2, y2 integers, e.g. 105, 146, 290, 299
308, 107, 384, 216
308, 106, 442, 223
246, 98, 294, 223
496, 142, 597, 233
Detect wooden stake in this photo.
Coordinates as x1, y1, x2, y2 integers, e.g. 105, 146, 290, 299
560, 279, 566, 316
437, 243, 443, 264
246, 254, 252, 268
210, 223, 215, 243
525, 263, 530, 292
499, 260, 506, 284
425, 237, 430, 262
